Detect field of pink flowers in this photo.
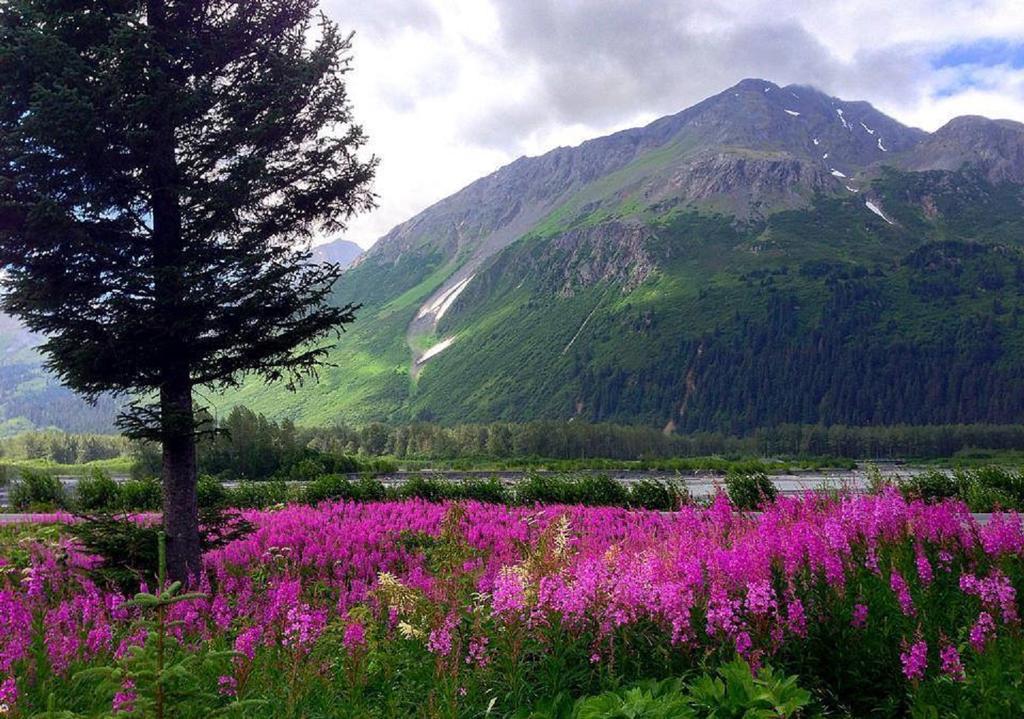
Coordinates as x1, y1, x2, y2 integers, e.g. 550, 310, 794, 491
2, 489, 1023, 717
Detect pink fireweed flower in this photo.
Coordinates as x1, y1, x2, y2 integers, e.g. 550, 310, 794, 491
851, 603, 869, 629
900, 640, 927, 681
211, 595, 233, 631
915, 549, 933, 585
734, 631, 753, 656
3, 496, 1022, 708
959, 571, 1018, 624
706, 584, 742, 637
114, 628, 147, 661
939, 644, 965, 681
44, 601, 82, 675
283, 604, 327, 651
427, 612, 458, 657
342, 622, 367, 653
466, 636, 490, 668
491, 570, 527, 617
890, 571, 915, 616
112, 679, 137, 715
969, 611, 996, 652
218, 675, 238, 697
0, 677, 17, 709
0, 592, 32, 674
234, 626, 262, 662
864, 545, 881, 575
744, 580, 776, 618
786, 598, 807, 638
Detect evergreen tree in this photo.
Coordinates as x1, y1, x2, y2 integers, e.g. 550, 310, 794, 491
0, 0, 376, 579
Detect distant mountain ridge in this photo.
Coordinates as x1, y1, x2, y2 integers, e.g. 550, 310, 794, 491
6, 79, 1024, 434
311, 238, 363, 268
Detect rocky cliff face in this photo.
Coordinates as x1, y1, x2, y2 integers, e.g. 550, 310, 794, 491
903, 116, 1024, 184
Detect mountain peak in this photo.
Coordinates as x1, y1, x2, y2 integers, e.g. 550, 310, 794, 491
728, 78, 779, 93
312, 238, 362, 269
907, 114, 1024, 183
940, 115, 1024, 131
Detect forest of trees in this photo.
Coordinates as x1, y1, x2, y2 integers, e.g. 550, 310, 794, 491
10, 406, 1024, 482
0, 431, 129, 464
578, 242, 1024, 434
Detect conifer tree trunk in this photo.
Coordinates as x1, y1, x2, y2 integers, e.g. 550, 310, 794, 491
160, 368, 201, 582
147, 0, 201, 582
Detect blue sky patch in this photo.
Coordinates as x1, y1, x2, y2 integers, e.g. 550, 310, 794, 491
933, 39, 1024, 70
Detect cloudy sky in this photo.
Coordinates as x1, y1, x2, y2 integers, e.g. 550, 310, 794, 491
322, 0, 1024, 249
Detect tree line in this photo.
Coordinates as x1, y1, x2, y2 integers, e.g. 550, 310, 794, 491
14, 406, 1024, 482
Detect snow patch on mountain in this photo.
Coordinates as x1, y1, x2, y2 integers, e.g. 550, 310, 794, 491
830, 168, 847, 178
785, 109, 801, 116
417, 275, 475, 322
865, 200, 895, 224
860, 122, 876, 135
417, 337, 455, 364
877, 137, 888, 152
836, 108, 850, 130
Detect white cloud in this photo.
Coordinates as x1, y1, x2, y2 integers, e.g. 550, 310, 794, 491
323, 0, 1024, 249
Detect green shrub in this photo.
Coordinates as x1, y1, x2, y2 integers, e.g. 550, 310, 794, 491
351, 475, 388, 501
627, 479, 688, 510
724, 470, 777, 510
515, 472, 576, 505
454, 476, 509, 504
196, 475, 229, 509
301, 474, 352, 504
900, 466, 1024, 511
68, 513, 160, 589
10, 468, 66, 510
686, 658, 811, 718
302, 474, 387, 505
284, 457, 330, 483
226, 480, 288, 509
901, 470, 960, 502
75, 468, 121, 511
118, 476, 163, 511
69, 508, 252, 590
969, 465, 1024, 508
575, 474, 629, 506
396, 475, 451, 502
572, 678, 692, 718
520, 659, 811, 719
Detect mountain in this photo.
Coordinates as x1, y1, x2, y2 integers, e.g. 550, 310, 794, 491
216, 78, 1024, 432
0, 317, 121, 436
8, 78, 1024, 435
903, 115, 1024, 183
311, 238, 363, 268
